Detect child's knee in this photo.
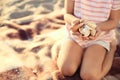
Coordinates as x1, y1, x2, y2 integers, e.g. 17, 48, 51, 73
58, 64, 77, 76
80, 70, 102, 80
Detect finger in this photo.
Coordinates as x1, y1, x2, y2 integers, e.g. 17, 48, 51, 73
78, 23, 84, 28
72, 20, 80, 25
82, 36, 87, 40
72, 32, 80, 35
78, 34, 83, 40
85, 37, 90, 40
89, 36, 95, 40
73, 32, 83, 40
71, 23, 84, 32
93, 31, 100, 38
80, 19, 84, 23
96, 32, 100, 36
82, 36, 89, 40
70, 19, 84, 32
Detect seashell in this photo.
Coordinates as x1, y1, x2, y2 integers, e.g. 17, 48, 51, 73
84, 21, 97, 29
90, 29, 96, 36
79, 25, 91, 37
79, 23, 97, 37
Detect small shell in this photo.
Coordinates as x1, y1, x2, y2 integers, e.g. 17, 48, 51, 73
90, 29, 96, 36
84, 21, 97, 29
79, 25, 91, 37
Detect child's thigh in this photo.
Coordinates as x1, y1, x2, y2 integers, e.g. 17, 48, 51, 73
80, 44, 106, 74
57, 38, 83, 71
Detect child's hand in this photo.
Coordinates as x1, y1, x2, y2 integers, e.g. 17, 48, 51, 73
70, 19, 101, 41
88, 27, 101, 40
69, 19, 85, 40
70, 19, 84, 33
71, 31, 84, 40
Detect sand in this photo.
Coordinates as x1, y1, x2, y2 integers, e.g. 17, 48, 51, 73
0, 0, 120, 80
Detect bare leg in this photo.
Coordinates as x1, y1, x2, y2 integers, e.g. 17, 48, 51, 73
80, 40, 116, 80
80, 44, 107, 80
57, 38, 83, 76
101, 40, 116, 78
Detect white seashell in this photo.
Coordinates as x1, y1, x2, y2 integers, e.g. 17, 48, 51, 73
79, 21, 97, 37
79, 25, 91, 37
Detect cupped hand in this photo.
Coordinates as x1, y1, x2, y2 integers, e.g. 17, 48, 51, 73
70, 19, 84, 32
70, 19, 102, 41
71, 31, 89, 40
72, 27, 101, 41
88, 27, 101, 40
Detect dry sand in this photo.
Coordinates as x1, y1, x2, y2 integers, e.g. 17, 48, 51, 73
0, 0, 120, 80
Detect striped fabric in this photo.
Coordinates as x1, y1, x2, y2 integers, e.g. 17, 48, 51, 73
66, 0, 120, 47
74, 0, 120, 23
112, 0, 120, 10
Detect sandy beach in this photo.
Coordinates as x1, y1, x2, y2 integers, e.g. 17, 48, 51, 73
0, 0, 120, 80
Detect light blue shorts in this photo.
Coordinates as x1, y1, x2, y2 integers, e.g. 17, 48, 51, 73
68, 37, 110, 52
87, 40, 110, 51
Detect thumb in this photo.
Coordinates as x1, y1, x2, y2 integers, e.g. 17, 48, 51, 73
71, 23, 84, 32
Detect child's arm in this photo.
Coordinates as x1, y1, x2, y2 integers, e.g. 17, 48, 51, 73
64, 0, 84, 33
64, 0, 80, 25
97, 10, 120, 31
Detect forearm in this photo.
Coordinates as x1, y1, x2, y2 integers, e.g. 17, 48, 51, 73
97, 19, 119, 31
97, 10, 120, 31
101, 40, 117, 77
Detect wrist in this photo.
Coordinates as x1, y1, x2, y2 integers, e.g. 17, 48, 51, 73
96, 26, 102, 32
96, 23, 102, 31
